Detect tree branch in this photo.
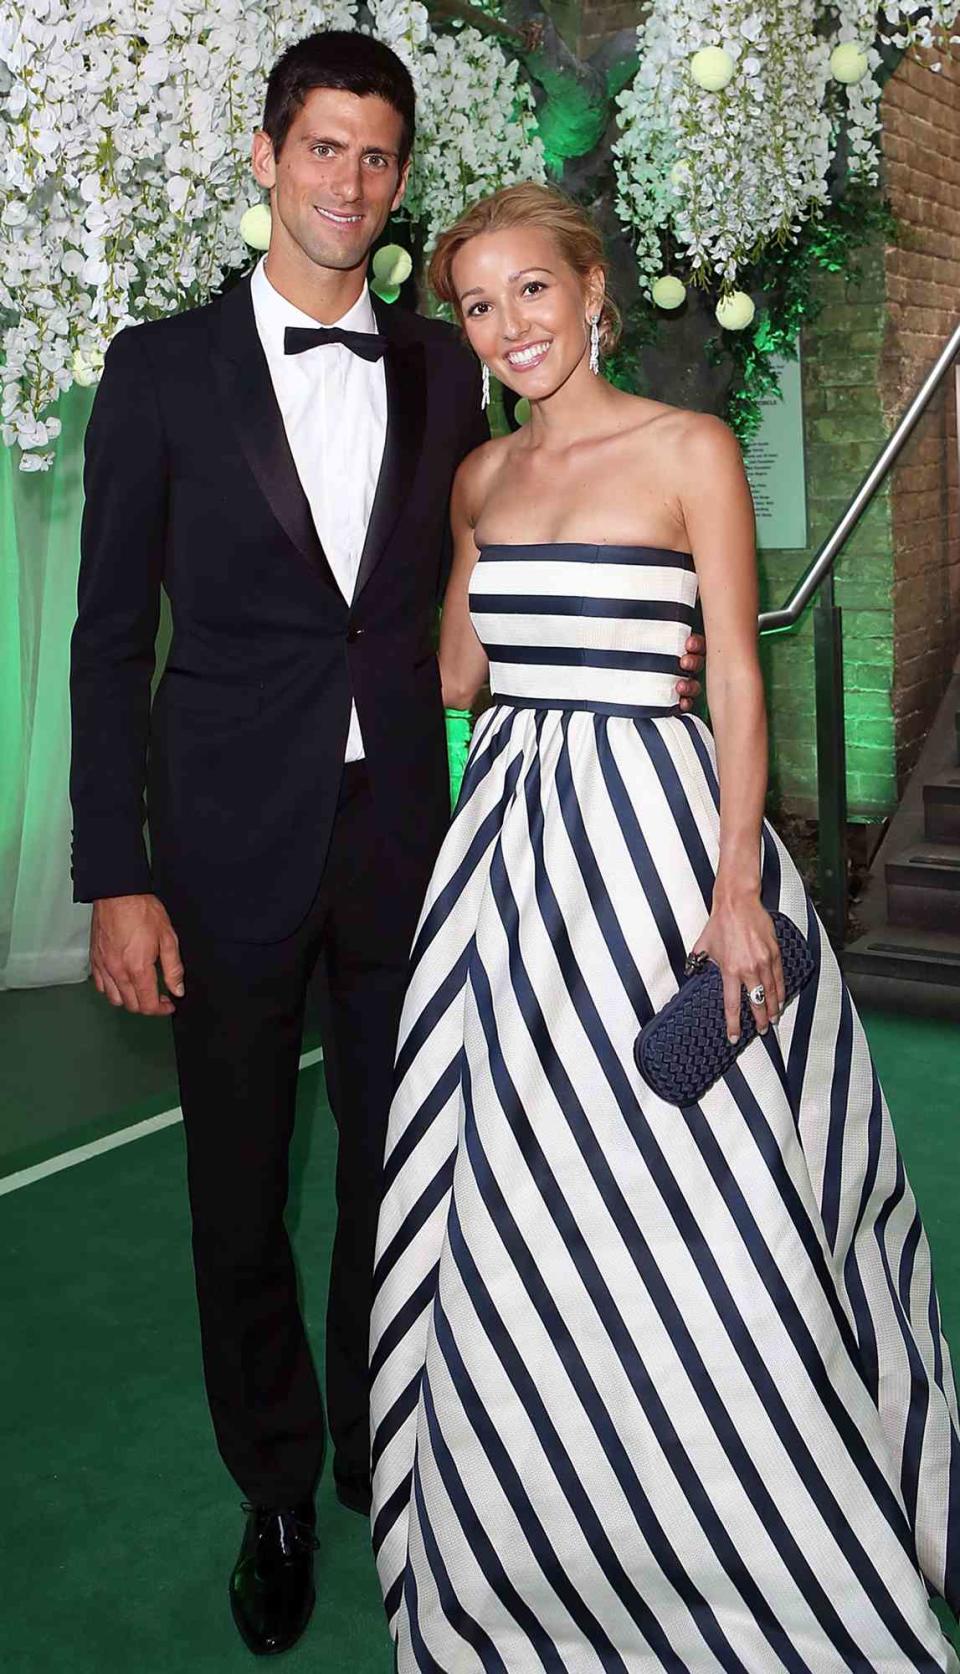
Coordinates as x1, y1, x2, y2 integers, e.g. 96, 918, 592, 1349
423, 0, 523, 42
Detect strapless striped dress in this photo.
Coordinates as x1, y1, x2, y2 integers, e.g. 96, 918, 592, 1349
370, 543, 960, 1673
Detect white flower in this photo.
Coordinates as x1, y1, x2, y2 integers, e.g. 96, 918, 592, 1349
166, 175, 192, 212
71, 347, 104, 386
876, 0, 960, 50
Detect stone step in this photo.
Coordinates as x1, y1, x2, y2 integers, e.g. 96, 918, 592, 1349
923, 771, 960, 842
844, 924, 960, 985
885, 842, 960, 932
843, 926, 960, 1017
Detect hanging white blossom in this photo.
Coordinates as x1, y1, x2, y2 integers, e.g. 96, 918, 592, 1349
368, 0, 543, 253
615, 0, 960, 292
610, 6, 677, 290
615, 0, 833, 289
0, 0, 542, 469
5, 0, 960, 469
822, 1, 885, 183
826, 0, 960, 183
876, 0, 960, 50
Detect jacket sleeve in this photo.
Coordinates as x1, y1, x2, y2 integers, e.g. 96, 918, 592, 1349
438, 355, 491, 597
69, 327, 167, 902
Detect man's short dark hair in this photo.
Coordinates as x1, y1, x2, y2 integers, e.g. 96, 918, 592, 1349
263, 31, 416, 167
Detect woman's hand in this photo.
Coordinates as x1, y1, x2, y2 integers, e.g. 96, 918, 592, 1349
692, 895, 785, 1042
676, 630, 705, 712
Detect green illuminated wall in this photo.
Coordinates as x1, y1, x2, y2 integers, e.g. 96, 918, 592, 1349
759, 246, 898, 822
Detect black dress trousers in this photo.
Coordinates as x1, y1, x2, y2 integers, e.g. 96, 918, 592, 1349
170, 763, 419, 1508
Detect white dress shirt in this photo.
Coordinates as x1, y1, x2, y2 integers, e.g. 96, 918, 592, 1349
251, 257, 388, 762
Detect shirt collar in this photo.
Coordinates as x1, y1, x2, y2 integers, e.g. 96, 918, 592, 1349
251, 257, 379, 354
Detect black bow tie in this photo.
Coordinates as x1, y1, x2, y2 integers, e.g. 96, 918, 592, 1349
284, 325, 389, 362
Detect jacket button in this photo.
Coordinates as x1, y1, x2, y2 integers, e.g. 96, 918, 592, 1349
346, 626, 364, 644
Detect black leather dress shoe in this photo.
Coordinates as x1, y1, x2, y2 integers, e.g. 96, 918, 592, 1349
334, 1473, 372, 1517
229, 1500, 318, 1656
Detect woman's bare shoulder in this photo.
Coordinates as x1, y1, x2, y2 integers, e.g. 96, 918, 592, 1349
623, 399, 743, 486
623, 394, 737, 448
453, 431, 517, 522
652, 402, 741, 459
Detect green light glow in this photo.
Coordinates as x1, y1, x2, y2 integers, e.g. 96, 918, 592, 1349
531, 69, 607, 171
0, 386, 95, 952
0, 444, 23, 876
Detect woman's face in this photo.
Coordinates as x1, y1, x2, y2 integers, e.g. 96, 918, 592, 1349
451, 226, 603, 401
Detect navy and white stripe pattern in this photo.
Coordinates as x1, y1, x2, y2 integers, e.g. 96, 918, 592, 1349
471, 541, 697, 717
370, 543, 960, 1672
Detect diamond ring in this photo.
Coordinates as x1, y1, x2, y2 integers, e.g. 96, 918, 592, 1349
748, 982, 766, 1006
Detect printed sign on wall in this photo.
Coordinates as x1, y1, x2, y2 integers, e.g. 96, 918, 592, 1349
743, 352, 808, 552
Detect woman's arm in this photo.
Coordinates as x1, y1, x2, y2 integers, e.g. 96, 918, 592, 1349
678, 415, 786, 1040
438, 448, 492, 710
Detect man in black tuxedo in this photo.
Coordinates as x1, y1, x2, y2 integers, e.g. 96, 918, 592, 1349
70, 27, 704, 1658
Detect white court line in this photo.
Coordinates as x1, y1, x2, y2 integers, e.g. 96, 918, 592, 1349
0, 1044, 325, 1198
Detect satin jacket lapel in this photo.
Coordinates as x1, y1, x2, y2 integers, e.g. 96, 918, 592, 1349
211, 278, 337, 591
353, 299, 427, 601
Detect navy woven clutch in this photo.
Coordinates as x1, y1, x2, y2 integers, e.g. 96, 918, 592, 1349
634, 911, 815, 1105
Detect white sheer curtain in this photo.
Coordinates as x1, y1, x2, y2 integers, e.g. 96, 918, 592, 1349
0, 387, 94, 988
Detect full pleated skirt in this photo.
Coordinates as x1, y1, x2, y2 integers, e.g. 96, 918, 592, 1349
370, 702, 960, 1674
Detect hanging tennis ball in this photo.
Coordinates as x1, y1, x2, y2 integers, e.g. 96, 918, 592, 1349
371, 243, 413, 302
240, 203, 271, 250
690, 47, 735, 92
373, 244, 413, 288
715, 290, 756, 331
669, 159, 691, 189
513, 397, 531, 426
830, 42, 869, 84
651, 275, 686, 310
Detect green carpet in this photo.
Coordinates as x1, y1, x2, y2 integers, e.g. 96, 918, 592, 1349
0, 1064, 390, 1674
0, 1005, 957, 1669
861, 1010, 960, 1357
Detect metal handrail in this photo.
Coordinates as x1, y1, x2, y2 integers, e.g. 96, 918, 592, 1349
753, 314, 960, 946
758, 316, 960, 633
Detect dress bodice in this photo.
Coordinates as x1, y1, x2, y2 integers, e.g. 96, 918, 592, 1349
469, 542, 699, 716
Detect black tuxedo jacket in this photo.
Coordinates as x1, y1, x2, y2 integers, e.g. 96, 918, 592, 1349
70, 275, 487, 942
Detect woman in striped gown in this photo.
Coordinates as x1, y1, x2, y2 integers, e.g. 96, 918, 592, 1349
369, 183, 960, 1672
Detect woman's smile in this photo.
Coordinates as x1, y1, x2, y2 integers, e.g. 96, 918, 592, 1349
503, 339, 552, 371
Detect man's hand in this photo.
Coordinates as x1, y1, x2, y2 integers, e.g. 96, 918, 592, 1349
90, 894, 184, 1017
677, 631, 706, 711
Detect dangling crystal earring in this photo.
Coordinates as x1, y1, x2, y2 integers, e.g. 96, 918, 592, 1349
481, 362, 490, 409
589, 315, 601, 376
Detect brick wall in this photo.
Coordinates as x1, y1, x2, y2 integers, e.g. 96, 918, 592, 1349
577, 0, 639, 59
880, 46, 960, 782
758, 249, 898, 820
546, 0, 646, 59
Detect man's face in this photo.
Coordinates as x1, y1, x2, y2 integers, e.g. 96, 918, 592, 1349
253, 86, 409, 276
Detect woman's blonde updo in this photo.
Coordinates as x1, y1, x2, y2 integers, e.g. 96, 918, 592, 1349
428, 182, 622, 356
